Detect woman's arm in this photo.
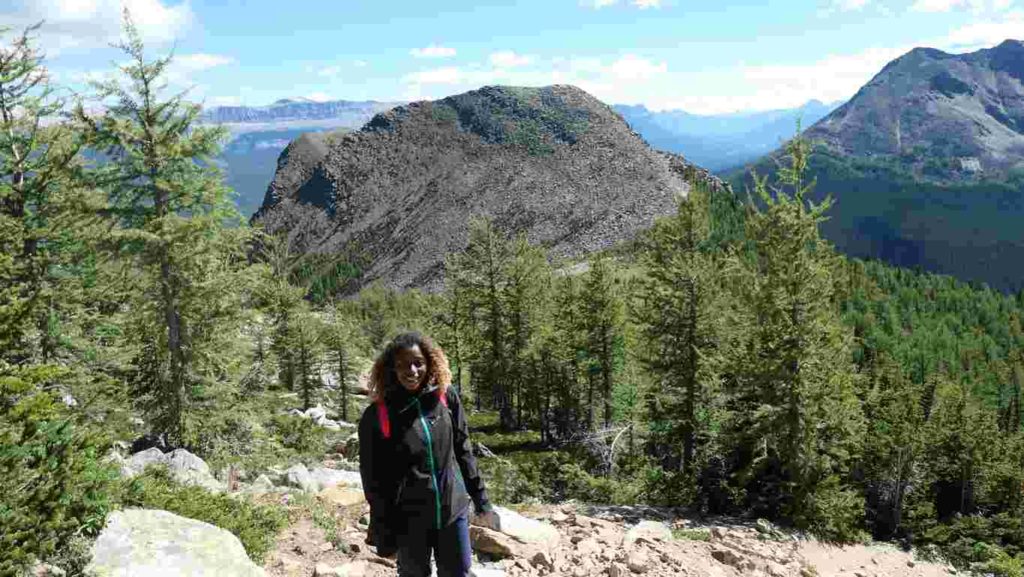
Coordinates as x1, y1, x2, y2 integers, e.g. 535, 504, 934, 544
448, 389, 493, 514
358, 407, 398, 556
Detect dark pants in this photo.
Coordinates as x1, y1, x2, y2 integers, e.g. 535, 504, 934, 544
396, 514, 472, 577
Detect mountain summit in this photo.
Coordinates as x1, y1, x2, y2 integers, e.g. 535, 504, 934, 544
805, 39, 1024, 178
255, 85, 725, 291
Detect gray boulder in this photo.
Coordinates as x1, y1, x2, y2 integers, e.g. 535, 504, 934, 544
122, 448, 225, 492
311, 467, 362, 490
624, 520, 673, 545
126, 447, 167, 476
285, 463, 318, 492
86, 509, 266, 577
282, 463, 361, 492
471, 506, 560, 551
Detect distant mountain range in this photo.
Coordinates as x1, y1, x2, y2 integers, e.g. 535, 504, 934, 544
201, 97, 397, 125
202, 99, 396, 216
613, 100, 839, 171
733, 39, 1024, 292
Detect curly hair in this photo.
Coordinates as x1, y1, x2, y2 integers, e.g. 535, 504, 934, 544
368, 332, 452, 402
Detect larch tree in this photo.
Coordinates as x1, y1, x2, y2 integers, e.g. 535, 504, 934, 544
77, 12, 250, 447
635, 179, 721, 476
581, 254, 624, 430
0, 23, 85, 361
725, 132, 865, 537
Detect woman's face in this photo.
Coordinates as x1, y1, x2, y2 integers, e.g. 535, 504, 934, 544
394, 345, 429, 392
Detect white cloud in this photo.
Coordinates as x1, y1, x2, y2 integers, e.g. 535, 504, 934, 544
307, 92, 331, 102
580, 0, 619, 7
632, 0, 662, 7
909, 0, 1012, 12
405, 66, 462, 85
836, 0, 870, 10
607, 54, 667, 81
353, 60, 368, 68
205, 95, 241, 107
938, 12, 1024, 50
410, 44, 457, 58
172, 53, 234, 72
5, 0, 194, 54
318, 65, 343, 77
489, 51, 532, 68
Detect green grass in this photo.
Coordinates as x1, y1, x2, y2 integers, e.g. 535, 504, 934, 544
120, 467, 288, 562
672, 528, 711, 541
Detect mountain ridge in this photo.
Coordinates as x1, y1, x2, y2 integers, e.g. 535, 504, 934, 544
255, 84, 727, 291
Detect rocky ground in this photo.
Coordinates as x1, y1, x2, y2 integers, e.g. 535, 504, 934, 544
261, 491, 958, 577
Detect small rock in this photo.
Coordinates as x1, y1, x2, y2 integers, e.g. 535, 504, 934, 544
530, 551, 553, 570
626, 552, 648, 573
30, 562, 66, 577
335, 560, 370, 576
624, 520, 672, 546
275, 555, 304, 577
908, 560, 916, 567
470, 526, 523, 558
711, 546, 746, 568
608, 564, 627, 577
314, 563, 334, 577
318, 485, 366, 508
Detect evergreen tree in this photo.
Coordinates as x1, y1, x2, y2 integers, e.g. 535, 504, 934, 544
635, 180, 720, 475
725, 133, 865, 536
449, 218, 514, 429
581, 254, 624, 430
77, 13, 250, 447
0, 24, 85, 360
503, 234, 548, 428
323, 302, 365, 421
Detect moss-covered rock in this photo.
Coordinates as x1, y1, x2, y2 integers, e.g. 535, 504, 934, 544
86, 509, 267, 577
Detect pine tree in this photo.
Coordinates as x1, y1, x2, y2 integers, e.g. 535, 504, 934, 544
725, 132, 865, 536
449, 218, 514, 429
503, 234, 548, 428
0, 24, 85, 360
581, 254, 624, 430
76, 13, 250, 447
323, 302, 365, 422
635, 180, 720, 475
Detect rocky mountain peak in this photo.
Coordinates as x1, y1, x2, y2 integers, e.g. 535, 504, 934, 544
805, 39, 1024, 180
255, 84, 726, 292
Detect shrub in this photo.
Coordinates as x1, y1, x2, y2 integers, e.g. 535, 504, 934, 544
0, 364, 117, 576
269, 414, 327, 453
673, 528, 711, 541
119, 467, 287, 562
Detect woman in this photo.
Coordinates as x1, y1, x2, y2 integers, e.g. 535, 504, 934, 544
359, 332, 496, 577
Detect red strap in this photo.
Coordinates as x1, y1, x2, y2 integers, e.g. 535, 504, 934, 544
376, 401, 390, 439
377, 389, 447, 439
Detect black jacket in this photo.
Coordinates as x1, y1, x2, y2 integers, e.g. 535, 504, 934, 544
358, 383, 491, 555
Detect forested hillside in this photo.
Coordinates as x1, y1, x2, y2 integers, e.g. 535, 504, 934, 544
4, 21, 1024, 577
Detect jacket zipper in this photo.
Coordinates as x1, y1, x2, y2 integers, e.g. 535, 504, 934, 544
414, 397, 443, 530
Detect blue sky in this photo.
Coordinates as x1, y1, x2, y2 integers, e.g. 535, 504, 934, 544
4, 0, 1022, 114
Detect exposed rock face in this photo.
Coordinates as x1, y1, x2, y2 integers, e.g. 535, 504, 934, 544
805, 39, 1024, 178
87, 509, 266, 577
255, 84, 727, 291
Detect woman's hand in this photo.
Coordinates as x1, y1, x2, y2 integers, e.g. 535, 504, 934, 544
475, 509, 501, 531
